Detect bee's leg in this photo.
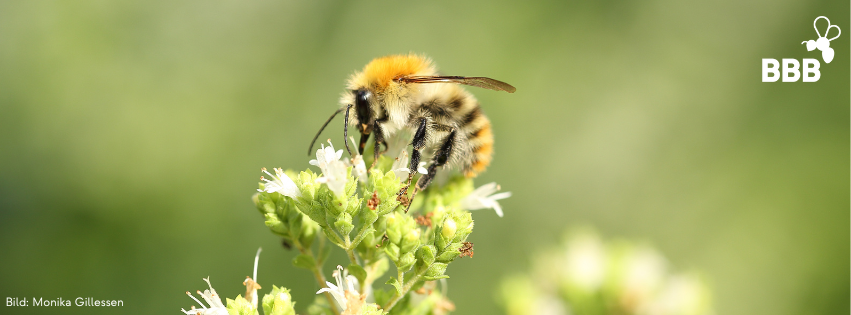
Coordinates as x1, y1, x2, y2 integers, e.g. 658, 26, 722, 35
398, 117, 429, 199
404, 130, 456, 213
370, 122, 386, 170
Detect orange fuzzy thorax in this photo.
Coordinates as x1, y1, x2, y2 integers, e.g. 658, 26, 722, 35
360, 54, 435, 89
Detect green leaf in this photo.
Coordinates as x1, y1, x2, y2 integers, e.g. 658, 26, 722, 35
436, 243, 464, 263
386, 277, 403, 295
425, 262, 448, 278
347, 264, 367, 286
352, 226, 375, 249
360, 206, 379, 226
292, 254, 316, 270
373, 288, 394, 307
418, 245, 436, 266
323, 229, 343, 247
297, 200, 327, 228
423, 274, 450, 281
384, 243, 400, 262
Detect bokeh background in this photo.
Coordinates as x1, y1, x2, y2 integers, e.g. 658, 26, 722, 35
0, 0, 847, 314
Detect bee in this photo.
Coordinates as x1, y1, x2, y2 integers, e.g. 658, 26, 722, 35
308, 54, 515, 208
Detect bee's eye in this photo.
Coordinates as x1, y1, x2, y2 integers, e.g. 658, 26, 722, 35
355, 89, 370, 101
353, 89, 372, 125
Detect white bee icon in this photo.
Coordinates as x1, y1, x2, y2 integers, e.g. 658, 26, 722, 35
802, 16, 841, 63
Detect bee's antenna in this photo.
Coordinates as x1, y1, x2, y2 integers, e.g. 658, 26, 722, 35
343, 104, 354, 156
308, 107, 346, 156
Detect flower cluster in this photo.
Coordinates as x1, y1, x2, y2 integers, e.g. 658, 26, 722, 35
182, 250, 296, 315
498, 229, 713, 315
219, 139, 511, 315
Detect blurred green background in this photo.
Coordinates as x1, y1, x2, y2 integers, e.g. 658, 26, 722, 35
0, 0, 847, 314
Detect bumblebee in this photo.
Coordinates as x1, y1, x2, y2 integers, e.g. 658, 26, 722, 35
309, 54, 514, 207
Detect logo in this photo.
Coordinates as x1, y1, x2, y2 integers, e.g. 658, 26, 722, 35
762, 16, 841, 82
801, 16, 841, 63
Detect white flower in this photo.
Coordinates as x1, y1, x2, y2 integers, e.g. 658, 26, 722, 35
459, 182, 511, 217
181, 277, 229, 315
351, 155, 368, 183
310, 140, 350, 197
391, 150, 411, 181
259, 168, 302, 198
316, 265, 361, 312
416, 161, 428, 175
342, 138, 368, 183
316, 159, 348, 197
309, 140, 344, 174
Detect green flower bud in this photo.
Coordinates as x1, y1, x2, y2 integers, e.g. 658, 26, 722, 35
401, 229, 421, 253
295, 170, 320, 200
398, 252, 416, 271
252, 193, 271, 214
357, 303, 389, 315
296, 199, 328, 228
446, 211, 474, 244
226, 294, 258, 315
298, 215, 320, 248
264, 213, 288, 235
418, 245, 437, 266
441, 218, 456, 240
365, 169, 402, 215
261, 286, 296, 315
385, 213, 402, 244
385, 243, 401, 262
335, 212, 354, 236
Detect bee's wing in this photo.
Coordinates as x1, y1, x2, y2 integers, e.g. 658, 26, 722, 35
397, 76, 516, 93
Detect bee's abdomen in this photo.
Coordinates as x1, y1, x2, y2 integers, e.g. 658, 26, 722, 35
458, 104, 494, 177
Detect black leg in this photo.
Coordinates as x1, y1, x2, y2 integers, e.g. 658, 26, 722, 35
371, 122, 386, 169
404, 130, 456, 213
406, 118, 429, 186
397, 118, 428, 202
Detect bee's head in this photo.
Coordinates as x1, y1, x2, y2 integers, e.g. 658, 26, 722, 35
352, 88, 373, 135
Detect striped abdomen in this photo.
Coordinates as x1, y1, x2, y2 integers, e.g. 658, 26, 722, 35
453, 99, 494, 178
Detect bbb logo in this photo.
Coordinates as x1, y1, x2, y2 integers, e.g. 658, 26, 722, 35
762, 16, 841, 82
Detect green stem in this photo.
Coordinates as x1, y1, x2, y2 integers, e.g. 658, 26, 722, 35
292, 236, 340, 315
383, 265, 430, 311
325, 228, 346, 247
351, 223, 374, 248
344, 235, 359, 265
